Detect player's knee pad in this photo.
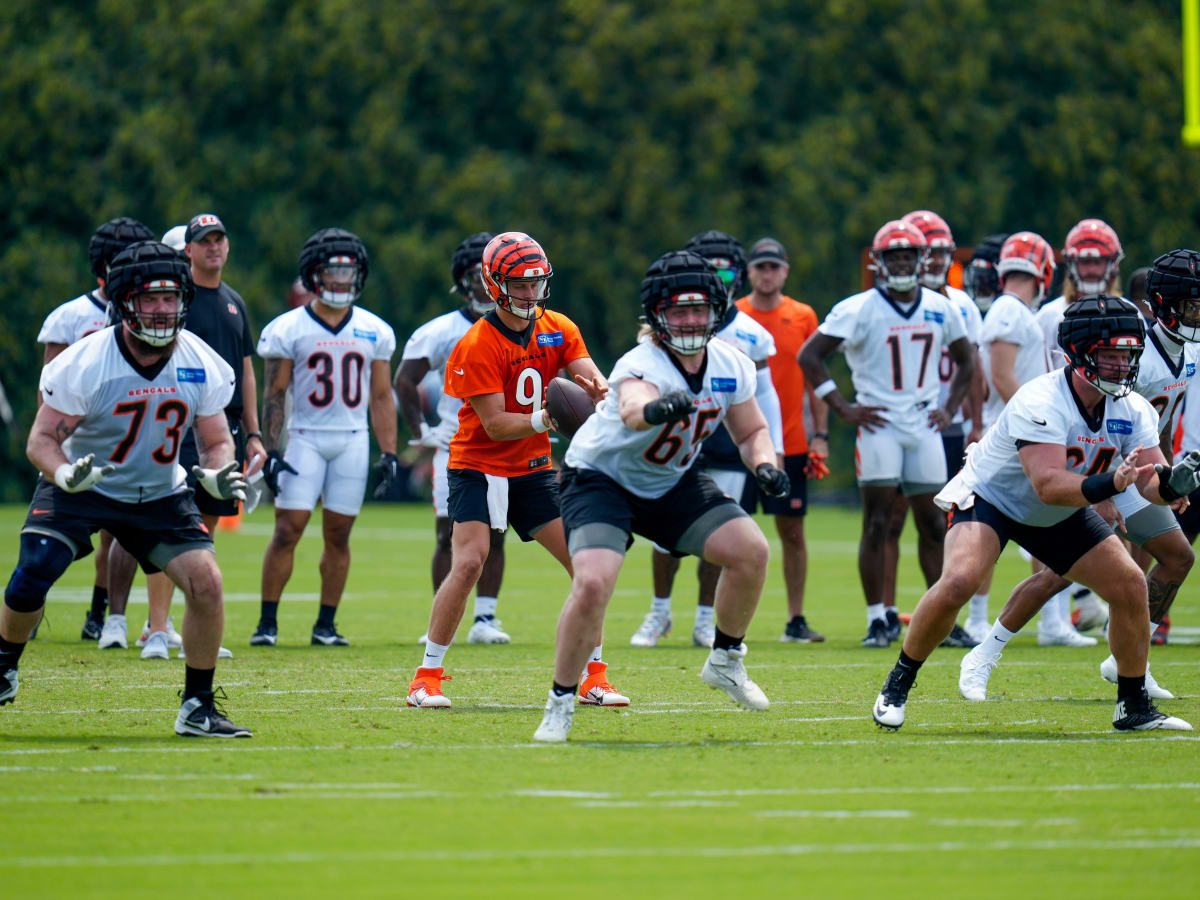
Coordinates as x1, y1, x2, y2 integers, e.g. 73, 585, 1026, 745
5, 533, 74, 613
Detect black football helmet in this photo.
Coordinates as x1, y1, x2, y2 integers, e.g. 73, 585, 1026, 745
450, 231, 495, 316
640, 250, 728, 356
963, 233, 1009, 313
105, 241, 194, 347
300, 228, 369, 308
1145, 249, 1200, 343
684, 230, 747, 308
1057, 295, 1145, 397
88, 217, 155, 280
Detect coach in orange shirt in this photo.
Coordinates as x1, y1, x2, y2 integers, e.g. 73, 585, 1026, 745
736, 238, 829, 643
405, 232, 620, 710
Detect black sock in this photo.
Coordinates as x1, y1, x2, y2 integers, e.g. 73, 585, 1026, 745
90, 585, 108, 619
896, 650, 923, 681
316, 604, 336, 627
552, 681, 576, 697
0, 635, 27, 671
183, 665, 215, 701
713, 626, 743, 651
1117, 674, 1147, 703
259, 601, 279, 624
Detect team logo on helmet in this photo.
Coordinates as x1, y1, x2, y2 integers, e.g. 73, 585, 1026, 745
640, 250, 728, 355
997, 232, 1056, 303
1057, 295, 1145, 397
300, 228, 369, 308
902, 210, 955, 290
870, 220, 928, 295
1146, 248, 1200, 343
106, 241, 194, 348
1063, 219, 1123, 295
480, 232, 553, 321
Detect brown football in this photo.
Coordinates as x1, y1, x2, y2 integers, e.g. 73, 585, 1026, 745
546, 376, 596, 439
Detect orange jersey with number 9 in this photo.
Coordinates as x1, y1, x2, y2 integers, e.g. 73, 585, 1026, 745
445, 310, 589, 476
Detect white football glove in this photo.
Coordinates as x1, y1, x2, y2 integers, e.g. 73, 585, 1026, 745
54, 454, 115, 493
1157, 449, 1200, 501
192, 460, 247, 501
407, 421, 440, 449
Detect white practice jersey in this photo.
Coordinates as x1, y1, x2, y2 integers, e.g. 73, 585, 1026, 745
39, 328, 235, 503
716, 310, 776, 363
1036, 295, 1069, 370
37, 291, 111, 346
565, 339, 756, 499
954, 369, 1158, 526
400, 308, 475, 450
980, 293, 1048, 428
1133, 327, 1199, 438
937, 285, 983, 426
819, 286, 967, 429
258, 305, 396, 431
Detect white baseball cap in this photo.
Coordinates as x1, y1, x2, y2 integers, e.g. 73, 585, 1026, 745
161, 225, 187, 251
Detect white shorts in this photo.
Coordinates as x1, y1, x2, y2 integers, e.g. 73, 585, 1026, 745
275, 428, 369, 516
432, 447, 450, 518
855, 420, 947, 494
1114, 483, 1180, 545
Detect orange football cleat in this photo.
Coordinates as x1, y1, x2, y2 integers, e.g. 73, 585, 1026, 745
407, 666, 452, 708
578, 661, 630, 706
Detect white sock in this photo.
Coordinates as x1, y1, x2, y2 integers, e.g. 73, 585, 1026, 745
651, 596, 671, 616
1039, 590, 1066, 632
866, 602, 885, 625
590, 644, 603, 663
421, 640, 450, 670
978, 621, 1015, 660
1057, 590, 1072, 625
473, 595, 498, 619
968, 594, 989, 623
694, 605, 714, 626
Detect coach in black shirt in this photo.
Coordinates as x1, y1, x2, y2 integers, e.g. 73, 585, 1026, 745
181, 213, 266, 526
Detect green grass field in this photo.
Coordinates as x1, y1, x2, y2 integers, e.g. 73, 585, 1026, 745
1, 502, 1198, 898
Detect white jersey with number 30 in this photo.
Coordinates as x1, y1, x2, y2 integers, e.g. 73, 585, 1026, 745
946, 369, 1159, 527
258, 305, 396, 431
819, 286, 967, 429
38, 328, 235, 503
565, 338, 756, 499
1134, 328, 1200, 438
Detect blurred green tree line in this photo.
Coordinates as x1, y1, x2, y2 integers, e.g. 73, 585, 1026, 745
0, 0, 1192, 500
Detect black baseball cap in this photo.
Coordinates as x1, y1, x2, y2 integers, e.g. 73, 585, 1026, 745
185, 213, 226, 244
748, 238, 788, 266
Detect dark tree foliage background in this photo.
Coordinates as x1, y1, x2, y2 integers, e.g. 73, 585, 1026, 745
0, 0, 1193, 500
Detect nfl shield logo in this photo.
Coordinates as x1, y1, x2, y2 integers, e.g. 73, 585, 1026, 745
227, 302, 237, 315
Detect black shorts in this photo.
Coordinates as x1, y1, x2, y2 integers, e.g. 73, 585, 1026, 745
180, 417, 247, 517
447, 467, 560, 542
559, 464, 748, 558
947, 496, 1112, 576
942, 432, 966, 478
749, 453, 808, 517
21, 480, 212, 574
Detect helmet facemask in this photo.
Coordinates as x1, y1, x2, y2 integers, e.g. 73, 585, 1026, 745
314, 256, 362, 308
654, 292, 719, 355
496, 272, 551, 321
1067, 254, 1120, 295
1077, 336, 1142, 397
1158, 295, 1200, 343
874, 247, 925, 295
921, 248, 953, 290
125, 282, 186, 348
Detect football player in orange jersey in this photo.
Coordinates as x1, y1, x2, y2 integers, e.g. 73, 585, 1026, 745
406, 233, 617, 710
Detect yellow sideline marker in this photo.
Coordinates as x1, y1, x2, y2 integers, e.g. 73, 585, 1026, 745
1185, 0, 1200, 145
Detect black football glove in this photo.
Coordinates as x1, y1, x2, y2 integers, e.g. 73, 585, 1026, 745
263, 450, 298, 496
373, 452, 402, 500
755, 462, 791, 499
643, 390, 693, 426
1156, 449, 1200, 502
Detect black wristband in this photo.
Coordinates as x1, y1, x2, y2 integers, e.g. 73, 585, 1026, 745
245, 431, 262, 441
1081, 471, 1120, 504
812, 432, 829, 440
1157, 464, 1184, 502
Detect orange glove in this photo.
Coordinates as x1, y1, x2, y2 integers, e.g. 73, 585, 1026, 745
805, 451, 829, 480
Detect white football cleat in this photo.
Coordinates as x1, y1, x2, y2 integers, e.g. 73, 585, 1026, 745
139, 631, 170, 660
1072, 594, 1109, 632
958, 644, 1000, 702
701, 644, 769, 710
630, 610, 671, 648
963, 618, 991, 646
98, 614, 127, 650
177, 645, 234, 660
1037, 627, 1097, 647
467, 617, 511, 644
692, 620, 715, 648
533, 690, 575, 742
1099, 655, 1174, 700
1112, 698, 1192, 731
136, 617, 183, 649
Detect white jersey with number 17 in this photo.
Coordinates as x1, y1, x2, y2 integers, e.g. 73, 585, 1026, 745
818, 286, 967, 429
258, 305, 396, 431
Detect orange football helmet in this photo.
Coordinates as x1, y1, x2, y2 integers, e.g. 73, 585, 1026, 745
997, 231, 1056, 302
870, 220, 928, 294
902, 210, 955, 289
481, 232, 553, 320
1063, 219, 1123, 295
